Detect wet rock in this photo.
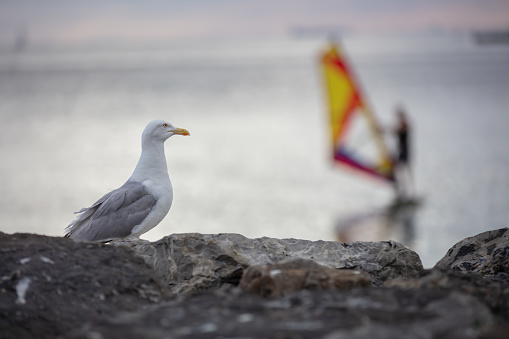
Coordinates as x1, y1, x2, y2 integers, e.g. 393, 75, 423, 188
434, 228, 509, 279
0, 232, 168, 338
115, 233, 423, 295
239, 258, 372, 297
68, 287, 494, 339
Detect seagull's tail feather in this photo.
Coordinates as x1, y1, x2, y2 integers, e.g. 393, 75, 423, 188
74, 207, 89, 214
64, 205, 100, 236
64, 189, 116, 239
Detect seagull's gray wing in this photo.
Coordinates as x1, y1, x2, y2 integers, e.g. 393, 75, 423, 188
65, 180, 157, 242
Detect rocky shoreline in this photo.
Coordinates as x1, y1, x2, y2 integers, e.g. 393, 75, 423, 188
1, 228, 508, 338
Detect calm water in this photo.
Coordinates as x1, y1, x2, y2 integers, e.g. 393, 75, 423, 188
1, 36, 508, 268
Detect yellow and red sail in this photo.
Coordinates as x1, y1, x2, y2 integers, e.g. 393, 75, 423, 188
321, 43, 394, 182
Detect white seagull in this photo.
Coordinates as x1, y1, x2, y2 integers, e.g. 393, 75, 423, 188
65, 120, 189, 242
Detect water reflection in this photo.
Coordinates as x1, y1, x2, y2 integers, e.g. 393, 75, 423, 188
335, 200, 422, 249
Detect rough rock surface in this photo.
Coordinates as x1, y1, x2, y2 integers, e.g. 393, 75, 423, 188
1, 229, 508, 338
68, 288, 494, 339
0, 232, 167, 338
115, 233, 423, 294
385, 269, 509, 322
239, 258, 372, 297
434, 228, 509, 279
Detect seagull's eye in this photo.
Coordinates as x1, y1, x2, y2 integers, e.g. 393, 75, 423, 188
163, 123, 168, 127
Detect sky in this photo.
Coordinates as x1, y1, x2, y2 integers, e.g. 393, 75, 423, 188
0, 0, 508, 46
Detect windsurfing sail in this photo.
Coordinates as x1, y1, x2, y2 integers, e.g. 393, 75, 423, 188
320, 43, 394, 182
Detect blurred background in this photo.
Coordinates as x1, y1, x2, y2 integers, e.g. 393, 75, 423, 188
1, 1, 508, 268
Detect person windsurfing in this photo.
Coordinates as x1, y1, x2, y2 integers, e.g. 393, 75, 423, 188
393, 106, 415, 200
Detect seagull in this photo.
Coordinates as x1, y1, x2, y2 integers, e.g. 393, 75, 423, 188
65, 120, 189, 242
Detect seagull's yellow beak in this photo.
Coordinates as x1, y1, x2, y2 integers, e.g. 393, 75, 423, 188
173, 128, 190, 136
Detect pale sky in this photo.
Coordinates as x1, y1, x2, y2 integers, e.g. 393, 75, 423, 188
1, 0, 508, 46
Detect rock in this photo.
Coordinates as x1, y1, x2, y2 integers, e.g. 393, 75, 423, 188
115, 233, 423, 295
384, 269, 509, 322
390, 227, 509, 322
68, 287, 494, 339
434, 228, 509, 279
2, 230, 506, 338
0, 232, 168, 338
239, 258, 372, 297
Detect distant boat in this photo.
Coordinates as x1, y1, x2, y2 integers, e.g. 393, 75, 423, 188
472, 29, 509, 45
13, 26, 28, 53
290, 25, 349, 38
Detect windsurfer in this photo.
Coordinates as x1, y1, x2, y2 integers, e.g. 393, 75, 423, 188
393, 106, 415, 200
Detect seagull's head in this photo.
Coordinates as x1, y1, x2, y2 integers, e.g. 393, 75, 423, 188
143, 120, 190, 142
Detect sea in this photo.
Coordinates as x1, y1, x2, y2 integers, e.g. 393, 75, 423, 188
1, 35, 508, 268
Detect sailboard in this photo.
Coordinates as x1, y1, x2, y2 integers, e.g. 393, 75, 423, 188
320, 43, 394, 182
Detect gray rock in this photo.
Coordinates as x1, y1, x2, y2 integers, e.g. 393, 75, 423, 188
3, 230, 506, 339
115, 233, 424, 295
385, 269, 509, 322
68, 287, 494, 339
0, 232, 168, 338
239, 258, 372, 297
434, 228, 509, 279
